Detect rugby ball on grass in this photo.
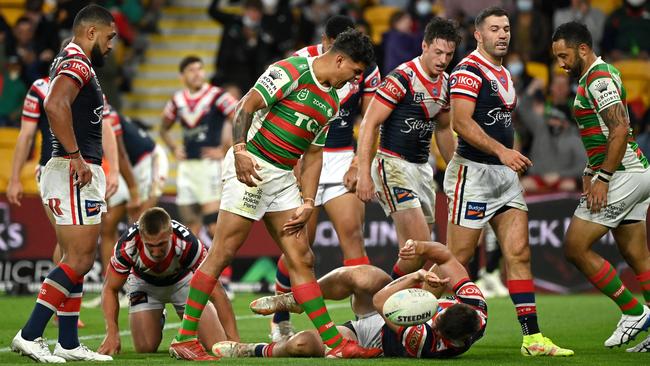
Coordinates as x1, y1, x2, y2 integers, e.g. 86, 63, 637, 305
383, 288, 438, 326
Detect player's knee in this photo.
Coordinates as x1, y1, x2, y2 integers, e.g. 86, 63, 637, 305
563, 237, 584, 264
64, 256, 95, 275
286, 332, 323, 357
504, 242, 530, 265
286, 249, 315, 271
133, 338, 161, 353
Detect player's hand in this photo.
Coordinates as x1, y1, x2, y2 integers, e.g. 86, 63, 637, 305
201, 146, 225, 160
70, 157, 92, 189
343, 164, 358, 192
98, 333, 121, 355
497, 148, 532, 174
422, 266, 449, 290
174, 145, 186, 161
126, 189, 142, 222
7, 179, 23, 206
105, 170, 119, 200
399, 239, 422, 261
283, 201, 314, 237
355, 172, 376, 203
234, 150, 262, 187
582, 175, 592, 196
587, 178, 608, 213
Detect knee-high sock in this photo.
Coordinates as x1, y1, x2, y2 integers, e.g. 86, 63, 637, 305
175, 270, 217, 342
273, 257, 291, 324
292, 282, 343, 348
637, 270, 650, 304
508, 279, 540, 336
57, 280, 83, 349
343, 256, 370, 266
589, 261, 644, 316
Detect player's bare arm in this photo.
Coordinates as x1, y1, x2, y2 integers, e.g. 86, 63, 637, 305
434, 110, 456, 164
232, 90, 265, 187
400, 240, 468, 288
7, 122, 38, 206
115, 133, 141, 216
98, 268, 128, 355
356, 97, 393, 202
588, 102, 630, 213
284, 144, 322, 236
451, 98, 531, 173
372, 269, 433, 332
160, 115, 185, 160
102, 119, 119, 199
202, 108, 235, 160
44, 74, 91, 188
343, 94, 374, 192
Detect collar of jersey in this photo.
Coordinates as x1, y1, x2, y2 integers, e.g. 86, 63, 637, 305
471, 49, 503, 71
307, 56, 332, 93
578, 56, 604, 84
413, 56, 439, 82
67, 42, 88, 59
184, 83, 210, 99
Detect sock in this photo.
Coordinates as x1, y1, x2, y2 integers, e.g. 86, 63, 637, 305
636, 270, 650, 304
589, 261, 644, 315
507, 279, 540, 336
273, 257, 291, 324
22, 263, 81, 341
176, 270, 217, 341
292, 281, 342, 348
254, 342, 275, 357
343, 256, 370, 266
57, 280, 83, 349
390, 263, 406, 280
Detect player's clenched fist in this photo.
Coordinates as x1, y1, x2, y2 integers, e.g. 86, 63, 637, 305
497, 148, 532, 174
234, 144, 262, 187
355, 173, 375, 202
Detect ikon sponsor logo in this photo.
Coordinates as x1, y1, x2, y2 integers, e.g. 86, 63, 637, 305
452, 75, 480, 90
380, 78, 404, 100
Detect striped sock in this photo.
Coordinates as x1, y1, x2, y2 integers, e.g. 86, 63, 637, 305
273, 257, 291, 324
390, 263, 406, 280
57, 280, 83, 349
254, 343, 275, 357
22, 263, 80, 341
507, 279, 540, 336
636, 270, 650, 304
176, 270, 217, 342
589, 261, 644, 316
292, 281, 342, 348
343, 256, 370, 266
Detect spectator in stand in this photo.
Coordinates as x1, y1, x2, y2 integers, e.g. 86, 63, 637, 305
512, 0, 551, 63
208, 0, 274, 92
22, 0, 60, 77
7, 17, 42, 84
601, 0, 650, 60
0, 56, 28, 127
519, 79, 586, 193
444, 0, 516, 21
381, 10, 420, 75
547, 72, 573, 118
553, 0, 605, 54
261, 0, 294, 58
295, 0, 339, 47
636, 111, 650, 157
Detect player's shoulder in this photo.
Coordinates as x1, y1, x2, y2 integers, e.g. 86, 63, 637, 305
451, 57, 481, 76
171, 220, 196, 240
293, 44, 323, 57
29, 77, 50, 98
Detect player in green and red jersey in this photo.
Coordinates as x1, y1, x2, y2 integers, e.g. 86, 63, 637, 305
169, 29, 378, 360
552, 21, 650, 351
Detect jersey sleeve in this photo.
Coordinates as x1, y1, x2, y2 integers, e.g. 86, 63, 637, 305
162, 98, 178, 121
363, 65, 381, 95
103, 96, 122, 136
311, 124, 330, 146
109, 228, 137, 277
253, 60, 300, 107
54, 55, 93, 88
215, 90, 238, 117
454, 279, 488, 342
374, 69, 409, 110
398, 323, 434, 358
173, 221, 206, 271
21, 84, 44, 124
586, 70, 623, 113
449, 64, 483, 102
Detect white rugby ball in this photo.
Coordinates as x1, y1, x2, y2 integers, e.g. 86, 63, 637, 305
383, 288, 438, 326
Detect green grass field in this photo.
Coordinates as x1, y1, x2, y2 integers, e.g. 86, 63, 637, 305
0, 293, 647, 365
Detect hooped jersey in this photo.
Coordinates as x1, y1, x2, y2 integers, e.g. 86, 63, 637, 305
381, 280, 488, 358
294, 44, 381, 150
248, 56, 340, 170
48, 42, 104, 165
449, 50, 517, 165
21, 77, 52, 166
163, 84, 237, 160
110, 220, 207, 287
374, 57, 450, 164
573, 57, 648, 171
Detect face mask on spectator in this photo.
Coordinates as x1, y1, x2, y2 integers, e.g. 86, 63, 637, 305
242, 15, 260, 29
626, 0, 646, 8
507, 61, 524, 77
517, 0, 533, 12
415, 0, 432, 16
261, 0, 278, 10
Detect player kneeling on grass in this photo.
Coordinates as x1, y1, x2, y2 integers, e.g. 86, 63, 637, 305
97, 207, 237, 355
214, 240, 487, 359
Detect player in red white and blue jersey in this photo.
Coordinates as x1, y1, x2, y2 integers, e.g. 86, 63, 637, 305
356, 17, 459, 279
443, 6, 572, 357
97, 207, 234, 355
215, 240, 486, 359
268, 15, 381, 342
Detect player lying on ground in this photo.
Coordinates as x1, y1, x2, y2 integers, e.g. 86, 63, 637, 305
215, 240, 488, 358
98, 207, 237, 355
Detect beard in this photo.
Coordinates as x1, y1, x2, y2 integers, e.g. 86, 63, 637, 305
568, 58, 584, 78
90, 43, 106, 68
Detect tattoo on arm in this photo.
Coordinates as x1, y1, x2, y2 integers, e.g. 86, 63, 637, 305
600, 103, 629, 131
232, 104, 254, 145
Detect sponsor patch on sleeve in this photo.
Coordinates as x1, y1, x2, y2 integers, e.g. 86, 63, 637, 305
588, 77, 622, 112
255, 66, 291, 102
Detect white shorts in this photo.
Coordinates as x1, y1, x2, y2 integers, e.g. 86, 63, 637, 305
35, 164, 45, 191
345, 312, 384, 349
574, 168, 650, 228
371, 152, 436, 224
108, 152, 158, 207
176, 159, 222, 206
152, 144, 169, 197
126, 273, 190, 314
220, 148, 302, 221
40, 157, 107, 225
315, 150, 355, 206
444, 154, 527, 229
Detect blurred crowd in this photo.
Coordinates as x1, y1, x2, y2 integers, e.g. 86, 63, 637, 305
2, 0, 650, 194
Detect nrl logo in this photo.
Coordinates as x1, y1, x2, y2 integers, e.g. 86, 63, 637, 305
297, 88, 309, 101
490, 80, 499, 92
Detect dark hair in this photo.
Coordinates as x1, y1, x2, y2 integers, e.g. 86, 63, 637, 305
72, 4, 114, 30
437, 304, 480, 343
424, 17, 461, 46
389, 10, 409, 29
138, 207, 172, 237
25, 0, 44, 12
179, 55, 203, 73
330, 29, 375, 67
243, 0, 263, 11
474, 6, 509, 28
552, 21, 593, 49
14, 16, 32, 27
325, 15, 354, 39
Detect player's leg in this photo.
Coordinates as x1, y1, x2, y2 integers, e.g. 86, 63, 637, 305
613, 221, 650, 306
318, 265, 390, 315
130, 308, 165, 353
389, 208, 430, 277
100, 203, 126, 275
178, 204, 202, 237
193, 301, 227, 351
323, 192, 368, 264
